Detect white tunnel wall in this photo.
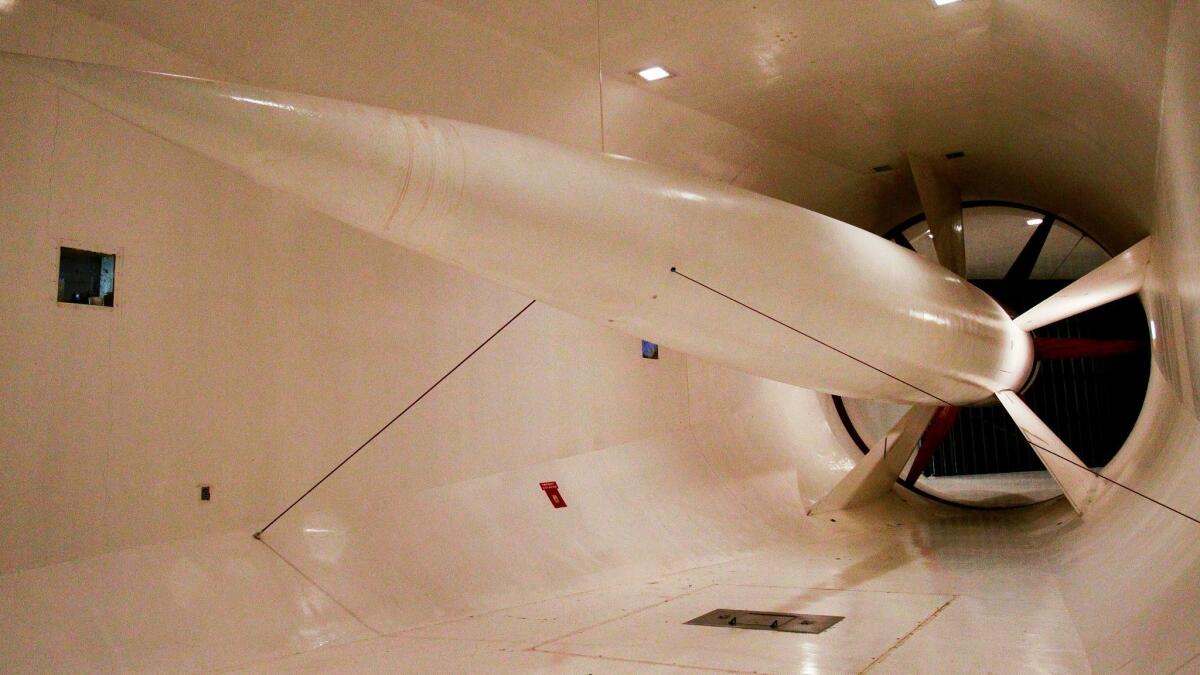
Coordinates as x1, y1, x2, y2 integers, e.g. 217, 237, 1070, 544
1051, 3, 1200, 671
258, 346, 858, 635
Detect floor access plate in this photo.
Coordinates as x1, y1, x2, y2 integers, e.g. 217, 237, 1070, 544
685, 609, 844, 634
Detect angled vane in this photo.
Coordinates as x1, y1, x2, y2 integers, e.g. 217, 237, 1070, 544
810, 405, 936, 515
1015, 238, 1152, 332
996, 390, 1098, 513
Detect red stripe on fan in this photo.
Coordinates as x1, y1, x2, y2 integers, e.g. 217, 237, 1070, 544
1033, 337, 1142, 360
903, 406, 960, 486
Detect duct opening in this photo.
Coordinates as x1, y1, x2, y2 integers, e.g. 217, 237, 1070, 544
57, 246, 116, 307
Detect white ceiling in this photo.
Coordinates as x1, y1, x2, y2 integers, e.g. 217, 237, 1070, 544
431, 0, 1169, 249
56, 0, 1170, 250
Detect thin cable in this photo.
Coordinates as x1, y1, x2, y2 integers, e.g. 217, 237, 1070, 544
977, 411, 1200, 526
255, 300, 537, 537
1018, 437, 1200, 526
257, 536, 383, 636
595, 0, 606, 153
669, 267, 954, 406
1048, 232, 1084, 279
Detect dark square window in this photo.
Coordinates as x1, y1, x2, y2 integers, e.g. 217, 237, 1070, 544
58, 247, 115, 307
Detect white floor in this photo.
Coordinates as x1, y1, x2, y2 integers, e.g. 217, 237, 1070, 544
229, 511, 1089, 674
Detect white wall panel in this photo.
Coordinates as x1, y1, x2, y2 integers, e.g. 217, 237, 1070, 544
1051, 4, 1200, 670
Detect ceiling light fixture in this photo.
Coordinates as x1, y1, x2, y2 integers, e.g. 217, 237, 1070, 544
636, 66, 673, 82
1026, 217, 1044, 226
932, 0, 961, 6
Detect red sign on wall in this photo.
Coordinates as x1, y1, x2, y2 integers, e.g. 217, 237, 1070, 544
539, 481, 567, 508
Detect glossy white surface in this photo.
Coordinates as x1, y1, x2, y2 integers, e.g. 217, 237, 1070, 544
809, 404, 932, 515
910, 153, 966, 275
2, 52, 1033, 406
1058, 9, 1200, 669
53, 0, 1169, 248
1058, 365, 1200, 672
1, 1, 1200, 673
572, 0, 1166, 249
1015, 237, 1152, 332
1147, 1, 1200, 420
256, 355, 855, 635
0, 532, 373, 672
233, 512, 1091, 674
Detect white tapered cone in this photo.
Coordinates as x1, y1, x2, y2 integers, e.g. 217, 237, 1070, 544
2, 51, 1035, 405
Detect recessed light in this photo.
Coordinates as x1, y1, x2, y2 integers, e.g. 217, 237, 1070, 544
932, 0, 961, 6
636, 66, 673, 82
1026, 217, 1044, 226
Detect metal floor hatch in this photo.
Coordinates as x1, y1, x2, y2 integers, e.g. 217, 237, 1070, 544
685, 609, 844, 634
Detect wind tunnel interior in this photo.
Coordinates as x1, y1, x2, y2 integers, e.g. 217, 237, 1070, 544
1, 1, 1198, 673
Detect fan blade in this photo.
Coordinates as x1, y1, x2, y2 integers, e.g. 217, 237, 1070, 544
1003, 215, 1055, 284
1033, 337, 1143, 360
996, 390, 1097, 514
908, 154, 966, 275
810, 405, 936, 515
902, 405, 960, 485
1014, 238, 1151, 332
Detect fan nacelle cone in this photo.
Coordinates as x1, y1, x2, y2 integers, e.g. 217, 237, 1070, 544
2, 51, 1035, 406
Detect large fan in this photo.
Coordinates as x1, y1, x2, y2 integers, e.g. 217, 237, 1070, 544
812, 156, 1150, 515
